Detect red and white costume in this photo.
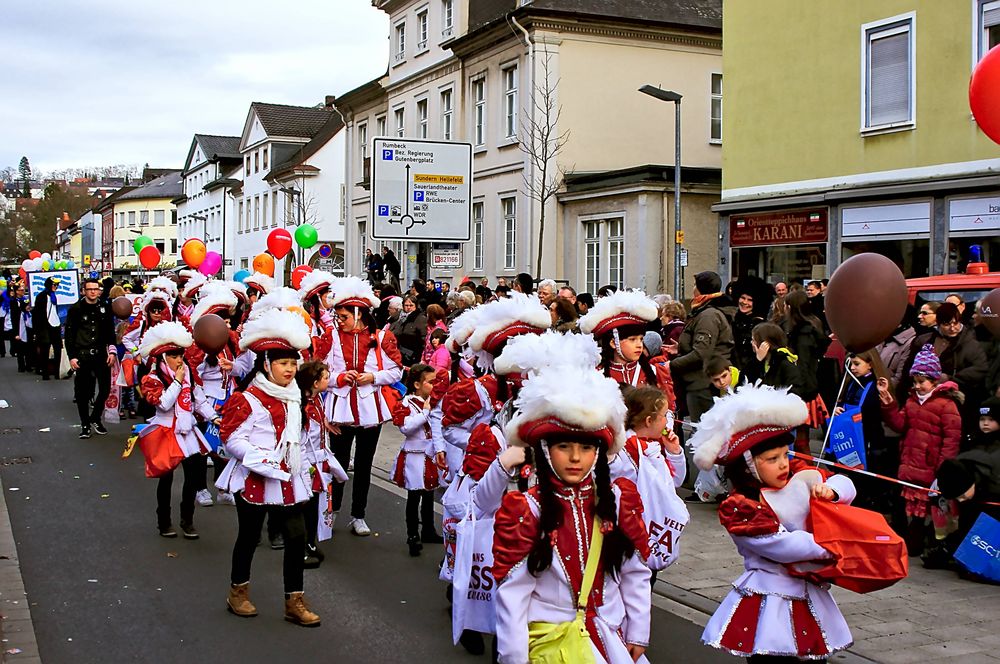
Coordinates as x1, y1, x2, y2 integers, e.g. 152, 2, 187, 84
122, 290, 173, 358
301, 393, 348, 492
390, 394, 445, 491
610, 432, 687, 488
298, 270, 338, 360
186, 283, 241, 400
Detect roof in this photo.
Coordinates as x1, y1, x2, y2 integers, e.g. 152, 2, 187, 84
116, 171, 183, 202
94, 185, 137, 213
251, 102, 335, 139
467, 0, 721, 36
265, 113, 345, 181
563, 164, 721, 193
196, 134, 241, 159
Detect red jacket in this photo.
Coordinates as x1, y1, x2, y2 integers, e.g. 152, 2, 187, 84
882, 381, 963, 486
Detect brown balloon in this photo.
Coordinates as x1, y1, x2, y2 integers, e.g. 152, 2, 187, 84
111, 296, 134, 319
193, 314, 231, 354
825, 253, 908, 354
978, 288, 1000, 337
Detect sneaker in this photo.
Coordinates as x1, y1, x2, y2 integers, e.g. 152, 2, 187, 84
195, 489, 213, 507
180, 522, 199, 540
407, 535, 423, 557
92, 421, 108, 435
270, 534, 285, 550
79, 426, 91, 439
216, 491, 235, 506
159, 525, 178, 538
350, 518, 372, 537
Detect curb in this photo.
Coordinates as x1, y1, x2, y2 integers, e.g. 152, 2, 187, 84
0, 476, 42, 664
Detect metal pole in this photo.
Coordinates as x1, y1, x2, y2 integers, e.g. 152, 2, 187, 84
673, 100, 682, 299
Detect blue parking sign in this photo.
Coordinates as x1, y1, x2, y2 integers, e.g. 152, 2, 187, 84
414, 190, 424, 202
382, 149, 394, 160
377, 205, 389, 216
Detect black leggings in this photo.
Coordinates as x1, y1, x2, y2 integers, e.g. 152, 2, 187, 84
156, 454, 207, 528
405, 489, 435, 538
231, 492, 306, 593
304, 493, 320, 547
330, 424, 382, 519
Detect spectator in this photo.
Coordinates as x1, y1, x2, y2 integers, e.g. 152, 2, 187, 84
769, 295, 787, 326
597, 284, 618, 299
426, 328, 452, 372
421, 304, 448, 364
390, 295, 426, 366
440, 282, 451, 296
365, 249, 383, 285
475, 284, 492, 302
513, 273, 533, 295
383, 296, 403, 331
576, 292, 594, 315
805, 280, 827, 331
705, 356, 739, 398
782, 290, 830, 449
773, 281, 788, 298
916, 301, 941, 332
877, 319, 918, 389
381, 245, 401, 293
34, 277, 63, 380
744, 322, 804, 397
946, 293, 970, 324
494, 284, 511, 299
658, 300, 686, 346
557, 285, 577, 306
536, 279, 557, 306
496, 277, 507, 288
412, 279, 441, 310
549, 296, 578, 333
373, 283, 398, 328
731, 276, 774, 374
64, 278, 118, 438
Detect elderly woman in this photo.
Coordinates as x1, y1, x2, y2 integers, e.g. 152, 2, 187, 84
549, 296, 578, 333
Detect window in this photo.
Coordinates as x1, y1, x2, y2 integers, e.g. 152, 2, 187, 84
255, 150, 260, 173
154, 239, 165, 254
117, 212, 123, 228
583, 216, 626, 292
473, 78, 486, 147
241, 258, 249, 270
238, 199, 244, 233
710, 73, 723, 143
254, 196, 260, 230
171, 210, 177, 225
503, 65, 518, 139
395, 107, 405, 137
442, 0, 454, 37
171, 239, 178, 254
473, 201, 484, 271
417, 10, 428, 51
376, 115, 387, 137
139, 210, 148, 227
358, 123, 368, 165
154, 210, 165, 226
272, 194, 278, 228
977, 1, 1000, 62
358, 220, 367, 261
262, 193, 269, 228
394, 21, 406, 62
441, 89, 453, 140
262, 147, 269, 169
417, 99, 428, 138
128, 211, 135, 227
502, 197, 516, 269
245, 156, 250, 175
862, 14, 915, 130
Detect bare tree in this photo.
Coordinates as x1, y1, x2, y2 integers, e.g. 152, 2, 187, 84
519, 50, 570, 278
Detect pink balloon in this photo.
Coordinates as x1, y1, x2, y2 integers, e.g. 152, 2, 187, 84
199, 251, 222, 276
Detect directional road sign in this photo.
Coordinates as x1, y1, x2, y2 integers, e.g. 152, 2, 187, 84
371, 137, 473, 241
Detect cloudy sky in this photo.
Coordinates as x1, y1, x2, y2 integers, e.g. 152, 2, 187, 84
0, 1, 388, 174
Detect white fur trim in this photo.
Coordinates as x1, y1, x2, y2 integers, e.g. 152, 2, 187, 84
190, 282, 238, 326
298, 269, 337, 301
138, 321, 192, 357
239, 308, 311, 352
141, 289, 171, 311
249, 287, 303, 320
578, 289, 658, 336
243, 272, 275, 294
445, 306, 481, 352
689, 383, 808, 471
328, 275, 379, 309
181, 272, 208, 299
147, 276, 178, 299
465, 293, 551, 353
505, 366, 626, 457
493, 330, 601, 376
223, 280, 248, 300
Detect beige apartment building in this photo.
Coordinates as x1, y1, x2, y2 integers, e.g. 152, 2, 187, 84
340, 0, 722, 296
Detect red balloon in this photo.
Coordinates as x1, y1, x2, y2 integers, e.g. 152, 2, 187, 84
825, 253, 908, 353
18, 268, 26, 282
978, 288, 1000, 337
139, 245, 161, 270
28, 250, 41, 260
291, 264, 313, 290
267, 229, 293, 260
193, 314, 231, 354
971, 45, 1000, 144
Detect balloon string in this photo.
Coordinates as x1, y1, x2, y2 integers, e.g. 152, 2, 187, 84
816, 356, 852, 466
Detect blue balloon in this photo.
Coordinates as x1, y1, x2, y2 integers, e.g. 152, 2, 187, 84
233, 269, 251, 284
66, 260, 75, 269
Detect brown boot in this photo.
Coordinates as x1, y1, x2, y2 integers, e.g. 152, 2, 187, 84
284, 592, 321, 627
227, 583, 258, 617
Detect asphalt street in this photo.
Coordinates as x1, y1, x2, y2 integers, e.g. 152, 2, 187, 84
0, 359, 730, 664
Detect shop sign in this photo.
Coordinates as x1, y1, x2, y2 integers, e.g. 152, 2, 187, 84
432, 249, 462, 269
730, 209, 828, 247
949, 196, 1000, 232
841, 202, 930, 237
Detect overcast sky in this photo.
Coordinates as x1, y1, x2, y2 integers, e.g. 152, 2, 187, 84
0, 1, 388, 174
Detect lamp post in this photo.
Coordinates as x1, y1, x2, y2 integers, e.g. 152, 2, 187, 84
639, 85, 683, 299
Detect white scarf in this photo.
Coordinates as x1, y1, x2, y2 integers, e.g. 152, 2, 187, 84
252, 372, 303, 475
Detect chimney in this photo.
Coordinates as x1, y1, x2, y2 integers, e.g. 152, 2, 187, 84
325, 95, 337, 108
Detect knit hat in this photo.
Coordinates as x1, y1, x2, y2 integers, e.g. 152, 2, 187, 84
138, 321, 193, 358
239, 308, 311, 353
936, 459, 975, 500
243, 272, 275, 297
695, 271, 722, 295
578, 289, 658, 338
328, 275, 379, 310
643, 331, 663, 358
909, 344, 942, 380
980, 396, 1000, 422
689, 383, 807, 471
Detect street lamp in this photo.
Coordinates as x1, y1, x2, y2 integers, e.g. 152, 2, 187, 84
639, 84, 683, 299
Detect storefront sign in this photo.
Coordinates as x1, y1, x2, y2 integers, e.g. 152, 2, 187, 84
841, 202, 930, 237
730, 209, 828, 247
949, 196, 1000, 232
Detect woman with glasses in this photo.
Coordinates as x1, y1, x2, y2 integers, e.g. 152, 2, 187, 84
916, 301, 941, 331
122, 290, 173, 362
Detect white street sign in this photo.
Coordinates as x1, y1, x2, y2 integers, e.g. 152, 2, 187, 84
371, 137, 472, 241
432, 249, 463, 269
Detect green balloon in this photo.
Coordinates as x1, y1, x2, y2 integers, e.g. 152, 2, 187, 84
294, 225, 318, 249
134, 235, 154, 253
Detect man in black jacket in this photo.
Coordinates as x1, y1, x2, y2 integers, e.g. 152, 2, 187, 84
65, 278, 118, 438
33, 277, 64, 380
381, 246, 401, 293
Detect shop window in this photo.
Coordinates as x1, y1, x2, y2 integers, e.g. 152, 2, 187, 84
842, 238, 930, 278
862, 14, 915, 130
731, 245, 828, 286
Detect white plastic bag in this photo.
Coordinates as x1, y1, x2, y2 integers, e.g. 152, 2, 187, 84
636, 445, 689, 570
451, 510, 497, 643
692, 465, 729, 503
440, 474, 473, 582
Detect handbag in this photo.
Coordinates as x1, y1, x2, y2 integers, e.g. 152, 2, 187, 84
789, 498, 908, 593
527, 516, 602, 664
954, 513, 1000, 583
452, 510, 497, 643
825, 382, 872, 469
137, 421, 186, 478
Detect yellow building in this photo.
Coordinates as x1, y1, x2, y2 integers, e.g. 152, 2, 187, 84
717, 0, 1000, 284
109, 172, 182, 273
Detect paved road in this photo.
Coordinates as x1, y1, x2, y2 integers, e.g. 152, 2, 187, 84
0, 361, 730, 663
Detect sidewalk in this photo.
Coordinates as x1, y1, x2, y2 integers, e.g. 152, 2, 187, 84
372, 427, 1000, 664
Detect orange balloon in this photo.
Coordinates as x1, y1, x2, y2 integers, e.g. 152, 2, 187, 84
287, 306, 313, 330
253, 252, 275, 277
181, 238, 207, 269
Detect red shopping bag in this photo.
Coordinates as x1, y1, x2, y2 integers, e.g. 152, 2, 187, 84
790, 498, 908, 593
137, 424, 186, 478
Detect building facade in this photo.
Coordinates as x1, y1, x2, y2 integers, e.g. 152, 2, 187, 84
717, 0, 1000, 286
109, 172, 182, 274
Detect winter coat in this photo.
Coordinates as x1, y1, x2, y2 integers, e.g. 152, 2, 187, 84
877, 326, 917, 389
660, 319, 684, 345
900, 328, 987, 403
389, 310, 426, 366
882, 381, 963, 486
731, 311, 764, 374
841, 373, 887, 469
745, 348, 804, 398
783, 320, 828, 401
670, 295, 735, 392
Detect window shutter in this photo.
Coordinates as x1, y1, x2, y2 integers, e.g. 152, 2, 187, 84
868, 29, 910, 126
984, 2, 1000, 28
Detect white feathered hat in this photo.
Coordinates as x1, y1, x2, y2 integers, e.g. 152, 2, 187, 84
249, 287, 304, 321
493, 330, 601, 377
223, 280, 248, 305
177, 269, 196, 287
147, 276, 179, 299
138, 320, 192, 358
140, 289, 172, 313
243, 272, 275, 296
190, 281, 238, 326
445, 305, 481, 353
181, 272, 208, 300
578, 289, 659, 338
505, 366, 627, 457
328, 275, 379, 310
299, 269, 338, 302
465, 293, 551, 367
689, 383, 808, 471
239, 308, 311, 353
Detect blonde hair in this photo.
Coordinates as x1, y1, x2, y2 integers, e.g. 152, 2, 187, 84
624, 385, 668, 431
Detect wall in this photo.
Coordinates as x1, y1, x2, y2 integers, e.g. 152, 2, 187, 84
111, 198, 178, 270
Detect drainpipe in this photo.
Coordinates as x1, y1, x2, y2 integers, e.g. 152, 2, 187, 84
510, 14, 535, 276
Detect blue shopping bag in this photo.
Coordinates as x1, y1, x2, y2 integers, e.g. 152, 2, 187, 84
954, 513, 1000, 583
825, 382, 871, 469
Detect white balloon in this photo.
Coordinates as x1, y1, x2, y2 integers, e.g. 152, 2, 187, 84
40, 252, 51, 261
21, 259, 31, 271
31, 258, 43, 271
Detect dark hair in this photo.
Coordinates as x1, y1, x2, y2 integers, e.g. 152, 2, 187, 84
577, 292, 595, 309
405, 363, 435, 393
704, 356, 733, 378
515, 273, 534, 294
599, 326, 657, 386
936, 301, 960, 325
430, 328, 449, 347
722, 431, 795, 500
295, 360, 329, 420
550, 297, 578, 323
597, 284, 618, 298
558, 285, 577, 297
751, 321, 788, 350
235, 349, 302, 392
82, 277, 100, 288
526, 440, 634, 578
783, 290, 823, 333
426, 304, 446, 326
495, 285, 510, 296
